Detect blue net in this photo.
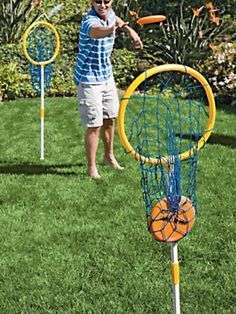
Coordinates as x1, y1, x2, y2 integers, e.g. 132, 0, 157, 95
29, 63, 53, 94
26, 24, 56, 94
122, 68, 213, 242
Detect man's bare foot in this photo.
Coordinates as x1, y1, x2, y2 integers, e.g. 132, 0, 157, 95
103, 157, 124, 170
88, 167, 101, 179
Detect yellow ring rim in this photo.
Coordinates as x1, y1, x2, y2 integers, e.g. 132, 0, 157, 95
118, 64, 216, 165
23, 20, 60, 66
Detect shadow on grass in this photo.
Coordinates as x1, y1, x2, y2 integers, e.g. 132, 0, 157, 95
0, 162, 85, 176
215, 100, 236, 115
207, 133, 236, 148
177, 133, 236, 149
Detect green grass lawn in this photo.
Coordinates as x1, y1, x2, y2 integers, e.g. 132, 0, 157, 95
0, 97, 235, 313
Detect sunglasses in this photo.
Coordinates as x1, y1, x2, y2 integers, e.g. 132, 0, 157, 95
93, 0, 111, 5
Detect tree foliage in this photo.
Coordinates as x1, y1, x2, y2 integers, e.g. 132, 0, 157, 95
0, 0, 235, 104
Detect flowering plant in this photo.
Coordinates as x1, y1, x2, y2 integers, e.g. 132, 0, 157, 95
202, 41, 236, 105
141, 2, 225, 67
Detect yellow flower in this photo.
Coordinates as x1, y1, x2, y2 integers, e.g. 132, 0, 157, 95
192, 6, 204, 16
215, 17, 221, 26
198, 31, 204, 38
211, 16, 221, 26
209, 43, 216, 50
192, 8, 200, 16
205, 2, 214, 10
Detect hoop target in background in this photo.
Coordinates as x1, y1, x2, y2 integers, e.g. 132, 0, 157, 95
23, 20, 60, 160
23, 20, 60, 93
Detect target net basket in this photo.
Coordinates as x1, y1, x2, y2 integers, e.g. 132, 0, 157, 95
23, 20, 60, 94
118, 64, 215, 242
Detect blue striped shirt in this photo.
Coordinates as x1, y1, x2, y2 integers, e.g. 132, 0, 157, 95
74, 8, 116, 85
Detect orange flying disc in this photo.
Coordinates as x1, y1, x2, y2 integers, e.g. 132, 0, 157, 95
137, 15, 167, 26
148, 196, 196, 242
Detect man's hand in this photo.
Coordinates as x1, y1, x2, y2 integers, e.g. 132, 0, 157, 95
128, 28, 143, 49
116, 16, 143, 49
116, 16, 129, 29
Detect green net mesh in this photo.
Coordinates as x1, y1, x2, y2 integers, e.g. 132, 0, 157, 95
122, 68, 213, 242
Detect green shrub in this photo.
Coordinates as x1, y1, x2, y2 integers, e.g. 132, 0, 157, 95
0, 63, 32, 101
0, 41, 76, 101
111, 48, 148, 89
49, 54, 76, 97
0, 43, 33, 101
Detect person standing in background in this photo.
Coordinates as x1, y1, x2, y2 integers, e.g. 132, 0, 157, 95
74, 0, 143, 179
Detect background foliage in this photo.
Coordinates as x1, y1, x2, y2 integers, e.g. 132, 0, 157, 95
0, 0, 235, 105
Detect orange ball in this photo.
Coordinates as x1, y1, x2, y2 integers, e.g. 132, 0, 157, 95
148, 196, 196, 242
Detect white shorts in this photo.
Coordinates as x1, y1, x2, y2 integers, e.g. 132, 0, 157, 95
77, 76, 120, 128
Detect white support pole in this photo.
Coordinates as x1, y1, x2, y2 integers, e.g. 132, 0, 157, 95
40, 65, 45, 160
171, 242, 180, 314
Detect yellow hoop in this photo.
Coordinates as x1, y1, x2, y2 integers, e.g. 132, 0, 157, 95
23, 20, 60, 66
118, 64, 216, 165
